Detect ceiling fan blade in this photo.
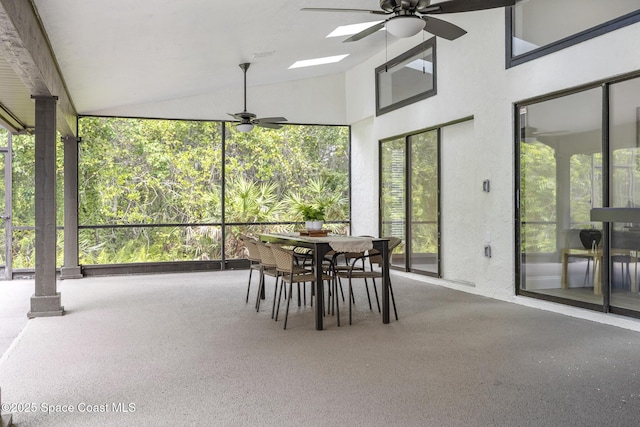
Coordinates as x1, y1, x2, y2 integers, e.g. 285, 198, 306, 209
228, 113, 241, 119
301, 8, 389, 15
256, 122, 284, 130
255, 117, 287, 123
343, 21, 386, 43
422, 16, 467, 40
420, 0, 516, 14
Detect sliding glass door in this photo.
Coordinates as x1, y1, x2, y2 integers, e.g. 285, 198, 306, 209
409, 131, 439, 274
517, 73, 640, 318
518, 88, 604, 307
381, 137, 406, 269
609, 77, 640, 315
381, 129, 439, 275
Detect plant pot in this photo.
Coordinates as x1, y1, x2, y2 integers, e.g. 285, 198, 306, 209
306, 220, 323, 230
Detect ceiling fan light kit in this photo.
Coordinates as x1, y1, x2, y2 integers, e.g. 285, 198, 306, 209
385, 15, 425, 38
236, 123, 254, 133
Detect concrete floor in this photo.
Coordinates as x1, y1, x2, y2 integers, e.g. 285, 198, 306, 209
0, 279, 33, 359
1, 271, 640, 426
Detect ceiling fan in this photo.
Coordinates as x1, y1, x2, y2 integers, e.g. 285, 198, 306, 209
228, 63, 287, 132
302, 0, 516, 42
520, 125, 570, 143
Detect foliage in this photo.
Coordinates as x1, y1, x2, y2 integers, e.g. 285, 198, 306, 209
286, 177, 345, 222
5, 117, 350, 268
10, 130, 65, 268
74, 118, 349, 264
299, 204, 326, 221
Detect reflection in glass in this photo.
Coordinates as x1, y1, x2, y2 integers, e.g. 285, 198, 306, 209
512, 0, 639, 56
519, 88, 603, 305
376, 39, 436, 115
609, 78, 640, 313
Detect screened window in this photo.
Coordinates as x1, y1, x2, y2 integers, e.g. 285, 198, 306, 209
77, 117, 350, 266
508, 0, 640, 66
10, 131, 64, 270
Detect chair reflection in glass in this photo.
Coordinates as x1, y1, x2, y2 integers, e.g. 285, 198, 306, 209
561, 229, 634, 294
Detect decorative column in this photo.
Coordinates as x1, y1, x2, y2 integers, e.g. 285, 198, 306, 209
60, 135, 82, 279
0, 387, 13, 426
28, 96, 63, 318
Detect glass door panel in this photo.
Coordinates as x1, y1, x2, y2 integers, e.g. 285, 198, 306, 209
381, 138, 406, 269
519, 88, 603, 305
609, 78, 640, 314
409, 130, 438, 274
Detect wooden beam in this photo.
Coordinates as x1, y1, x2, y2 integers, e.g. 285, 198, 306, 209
0, 0, 76, 136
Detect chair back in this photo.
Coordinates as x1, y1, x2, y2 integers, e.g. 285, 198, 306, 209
255, 241, 277, 268
241, 238, 261, 263
270, 244, 295, 274
370, 237, 402, 266
343, 252, 366, 268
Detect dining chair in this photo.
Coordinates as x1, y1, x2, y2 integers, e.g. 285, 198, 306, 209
335, 236, 402, 325
239, 235, 262, 304
270, 244, 334, 329
330, 252, 369, 305
254, 240, 282, 317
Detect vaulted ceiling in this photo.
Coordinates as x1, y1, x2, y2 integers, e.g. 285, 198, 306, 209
1, 0, 416, 135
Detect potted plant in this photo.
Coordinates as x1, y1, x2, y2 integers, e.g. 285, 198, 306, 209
300, 204, 325, 230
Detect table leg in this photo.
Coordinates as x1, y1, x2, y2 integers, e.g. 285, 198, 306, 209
561, 250, 569, 289
632, 251, 638, 293
376, 240, 390, 324
314, 244, 326, 330
594, 255, 602, 295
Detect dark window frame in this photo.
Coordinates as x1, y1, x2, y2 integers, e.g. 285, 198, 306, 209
378, 126, 442, 277
505, 6, 640, 68
514, 70, 640, 320
375, 38, 437, 116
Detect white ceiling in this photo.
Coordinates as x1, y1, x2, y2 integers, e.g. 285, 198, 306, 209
32, 0, 399, 117
0, 0, 511, 132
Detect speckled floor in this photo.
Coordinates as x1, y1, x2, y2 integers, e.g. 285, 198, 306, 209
1, 271, 640, 426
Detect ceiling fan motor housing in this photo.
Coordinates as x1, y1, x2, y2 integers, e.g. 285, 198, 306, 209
380, 0, 425, 13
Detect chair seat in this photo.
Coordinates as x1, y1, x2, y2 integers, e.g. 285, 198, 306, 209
335, 270, 381, 280
263, 266, 279, 277
280, 271, 332, 283
291, 265, 311, 275
270, 243, 335, 329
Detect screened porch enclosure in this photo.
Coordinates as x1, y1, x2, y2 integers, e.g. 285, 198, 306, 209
3, 117, 352, 275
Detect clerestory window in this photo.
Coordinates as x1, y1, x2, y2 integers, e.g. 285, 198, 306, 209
507, 0, 640, 67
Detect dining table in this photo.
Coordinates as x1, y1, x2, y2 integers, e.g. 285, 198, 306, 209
259, 233, 391, 330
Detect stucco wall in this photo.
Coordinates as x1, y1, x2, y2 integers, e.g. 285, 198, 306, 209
347, 9, 640, 300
